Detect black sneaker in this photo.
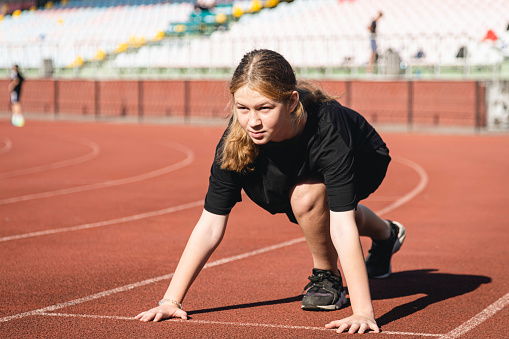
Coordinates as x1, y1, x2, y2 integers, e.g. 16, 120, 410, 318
301, 268, 347, 311
366, 221, 406, 279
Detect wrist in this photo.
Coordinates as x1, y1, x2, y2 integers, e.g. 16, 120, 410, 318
352, 308, 375, 319
158, 298, 182, 309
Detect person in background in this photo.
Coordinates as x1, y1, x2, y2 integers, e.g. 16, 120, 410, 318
136, 49, 406, 334
367, 12, 383, 73
8, 65, 25, 127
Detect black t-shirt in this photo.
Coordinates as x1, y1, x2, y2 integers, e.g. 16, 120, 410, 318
370, 20, 377, 34
11, 71, 23, 94
204, 100, 387, 216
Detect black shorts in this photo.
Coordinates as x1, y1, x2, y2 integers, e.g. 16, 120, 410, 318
285, 146, 391, 224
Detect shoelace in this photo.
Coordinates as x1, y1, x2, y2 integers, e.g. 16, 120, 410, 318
301, 272, 340, 294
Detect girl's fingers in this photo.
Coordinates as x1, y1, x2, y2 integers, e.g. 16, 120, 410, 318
348, 323, 360, 334
336, 323, 349, 333
358, 323, 369, 334
370, 322, 380, 333
153, 312, 163, 322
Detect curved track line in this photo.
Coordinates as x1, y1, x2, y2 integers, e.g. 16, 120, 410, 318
0, 156, 427, 243
0, 136, 13, 156
0, 141, 194, 205
0, 200, 204, 243
0, 155, 428, 325
0, 138, 100, 179
375, 156, 429, 216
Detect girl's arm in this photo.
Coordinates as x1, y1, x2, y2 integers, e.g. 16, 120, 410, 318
325, 210, 380, 334
136, 209, 228, 322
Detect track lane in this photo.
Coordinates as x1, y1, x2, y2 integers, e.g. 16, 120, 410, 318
1, 121, 508, 338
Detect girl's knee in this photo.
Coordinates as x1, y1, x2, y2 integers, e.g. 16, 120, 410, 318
290, 182, 327, 218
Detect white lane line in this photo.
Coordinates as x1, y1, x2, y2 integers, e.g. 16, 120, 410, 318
375, 156, 429, 216
35, 313, 443, 336
0, 141, 194, 205
0, 138, 100, 179
0, 156, 427, 244
382, 331, 441, 337
0, 136, 13, 156
438, 292, 509, 339
0, 155, 428, 325
38, 312, 136, 321
0, 237, 305, 323
0, 200, 204, 243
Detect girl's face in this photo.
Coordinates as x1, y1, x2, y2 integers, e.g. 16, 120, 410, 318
234, 85, 299, 145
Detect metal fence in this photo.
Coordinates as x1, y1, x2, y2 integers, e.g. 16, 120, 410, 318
1, 78, 491, 131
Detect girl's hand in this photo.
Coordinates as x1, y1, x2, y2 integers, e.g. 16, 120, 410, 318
135, 304, 188, 322
325, 314, 379, 334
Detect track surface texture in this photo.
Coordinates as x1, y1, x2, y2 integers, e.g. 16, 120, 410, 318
1, 119, 508, 338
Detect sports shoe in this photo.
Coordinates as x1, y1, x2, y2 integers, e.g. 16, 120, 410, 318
366, 220, 406, 279
301, 268, 348, 311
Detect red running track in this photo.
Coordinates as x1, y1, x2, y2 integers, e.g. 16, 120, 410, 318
1, 119, 508, 338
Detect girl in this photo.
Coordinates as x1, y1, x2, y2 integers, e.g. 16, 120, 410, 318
136, 49, 406, 334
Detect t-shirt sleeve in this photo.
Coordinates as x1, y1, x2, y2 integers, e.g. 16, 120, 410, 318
320, 142, 358, 212
314, 112, 358, 212
203, 143, 243, 216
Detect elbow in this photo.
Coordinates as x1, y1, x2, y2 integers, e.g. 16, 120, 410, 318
207, 223, 226, 245
196, 210, 228, 247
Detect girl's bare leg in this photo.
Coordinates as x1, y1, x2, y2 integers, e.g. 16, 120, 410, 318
354, 205, 391, 241
290, 180, 337, 271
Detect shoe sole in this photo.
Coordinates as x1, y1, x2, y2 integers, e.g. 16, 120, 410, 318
301, 289, 348, 311
370, 221, 406, 279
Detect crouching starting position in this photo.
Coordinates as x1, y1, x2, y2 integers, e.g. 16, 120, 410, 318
136, 49, 406, 334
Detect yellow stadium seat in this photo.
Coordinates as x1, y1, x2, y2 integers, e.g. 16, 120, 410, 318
265, 0, 279, 9
215, 13, 227, 24
232, 6, 244, 18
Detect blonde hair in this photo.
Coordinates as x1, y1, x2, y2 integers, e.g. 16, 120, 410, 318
220, 49, 332, 173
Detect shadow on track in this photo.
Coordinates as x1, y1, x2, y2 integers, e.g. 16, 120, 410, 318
187, 296, 302, 316
370, 269, 492, 326
184, 269, 490, 324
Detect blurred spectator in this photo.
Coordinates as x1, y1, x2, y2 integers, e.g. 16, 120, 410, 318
456, 46, 467, 58
482, 29, 497, 42
367, 11, 383, 73
8, 65, 25, 127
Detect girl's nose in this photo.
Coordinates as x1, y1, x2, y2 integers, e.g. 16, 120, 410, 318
248, 111, 261, 126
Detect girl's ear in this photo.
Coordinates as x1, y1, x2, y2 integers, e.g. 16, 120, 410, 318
288, 90, 300, 113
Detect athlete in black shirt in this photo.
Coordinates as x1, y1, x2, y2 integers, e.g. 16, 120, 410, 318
137, 49, 406, 334
8, 65, 25, 127
205, 99, 389, 217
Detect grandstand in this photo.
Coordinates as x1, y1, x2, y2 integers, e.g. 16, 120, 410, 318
0, 0, 508, 79
1, 0, 508, 130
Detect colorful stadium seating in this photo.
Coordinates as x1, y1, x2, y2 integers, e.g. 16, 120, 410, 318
0, 0, 507, 74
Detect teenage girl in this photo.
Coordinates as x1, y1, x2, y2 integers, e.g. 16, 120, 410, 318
136, 49, 406, 334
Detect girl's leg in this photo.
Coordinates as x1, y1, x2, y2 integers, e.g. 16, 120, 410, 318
354, 204, 392, 241
12, 103, 22, 115
356, 204, 406, 279
289, 180, 337, 271
290, 180, 348, 310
